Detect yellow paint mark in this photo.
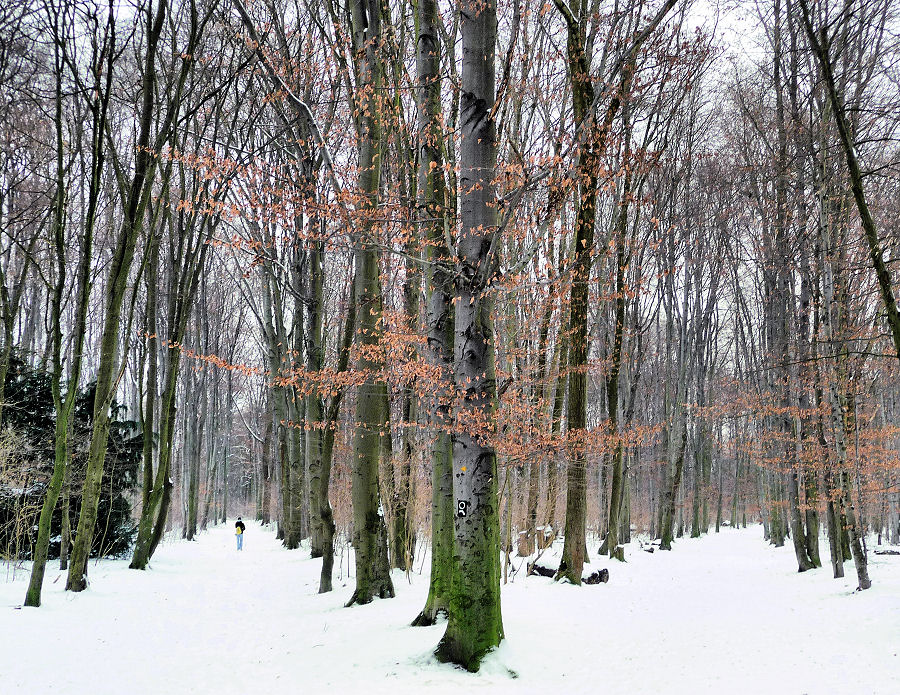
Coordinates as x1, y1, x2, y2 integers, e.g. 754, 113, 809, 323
461, 466, 467, 472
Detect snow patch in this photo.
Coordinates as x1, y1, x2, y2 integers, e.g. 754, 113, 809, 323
1, 523, 897, 693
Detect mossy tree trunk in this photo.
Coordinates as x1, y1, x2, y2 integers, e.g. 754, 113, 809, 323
345, 0, 394, 607
412, 0, 455, 626
434, 0, 503, 671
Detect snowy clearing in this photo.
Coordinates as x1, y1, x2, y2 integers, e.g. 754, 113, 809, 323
2, 523, 897, 694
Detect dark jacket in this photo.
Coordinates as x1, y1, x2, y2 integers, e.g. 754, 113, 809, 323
235, 520, 246, 534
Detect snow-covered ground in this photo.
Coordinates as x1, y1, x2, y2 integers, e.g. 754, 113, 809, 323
1, 523, 897, 694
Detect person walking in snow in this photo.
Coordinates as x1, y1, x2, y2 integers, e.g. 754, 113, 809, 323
235, 517, 246, 550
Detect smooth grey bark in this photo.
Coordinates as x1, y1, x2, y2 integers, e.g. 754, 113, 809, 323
0, 4, 41, 426
0, 242, 36, 430
830, 387, 871, 589
261, 405, 274, 524
521, 300, 553, 557
797, 219, 821, 568
140, 230, 160, 534
434, 0, 503, 670
221, 366, 234, 524
392, 289, 417, 570
660, 219, 693, 551
131, 178, 217, 566
185, 320, 208, 541
787, 0, 822, 570
659, 416, 688, 550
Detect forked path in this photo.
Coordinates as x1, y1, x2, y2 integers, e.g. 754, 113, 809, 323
2, 522, 898, 694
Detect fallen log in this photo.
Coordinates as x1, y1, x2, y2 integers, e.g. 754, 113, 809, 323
527, 561, 610, 584
584, 568, 610, 584
528, 562, 555, 578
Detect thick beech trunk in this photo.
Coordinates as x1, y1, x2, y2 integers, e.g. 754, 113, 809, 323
411, 0, 454, 624
434, 0, 503, 670
345, 0, 394, 607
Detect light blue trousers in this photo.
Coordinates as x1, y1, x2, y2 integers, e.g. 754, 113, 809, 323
236, 534, 243, 550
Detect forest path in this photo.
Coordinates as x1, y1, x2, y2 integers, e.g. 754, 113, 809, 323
2, 522, 898, 694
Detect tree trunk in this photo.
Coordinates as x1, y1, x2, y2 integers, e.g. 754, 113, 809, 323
830, 387, 871, 588
522, 281, 555, 556
410, 0, 453, 622
556, 0, 677, 562
59, 461, 71, 570
391, 223, 420, 570
185, 344, 207, 541
345, 0, 394, 607
604, 163, 630, 560
545, 338, 568, 534
306, 229, 327, 558
317, 277, 354, 594
660, 418, 688, 550
286, 393, 305, 549
221, 369, 233, 524
393, 366, 416, 570
798, 225, 821, 567
554, 0, 600, 585
24, 24, 94, 604
434, 0, 503, 671
772, 0, 814, 572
